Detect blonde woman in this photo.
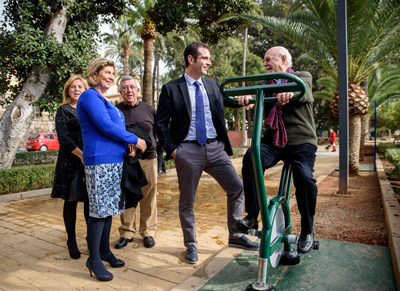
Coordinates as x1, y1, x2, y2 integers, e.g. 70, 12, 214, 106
51, 75, 89, 259
77, 58, 146, 281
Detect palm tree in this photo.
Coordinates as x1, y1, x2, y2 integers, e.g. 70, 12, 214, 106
367, 65, 400, 109
102, 14, 142, 76
223, 0, 400, 175
127, 0, 157, 105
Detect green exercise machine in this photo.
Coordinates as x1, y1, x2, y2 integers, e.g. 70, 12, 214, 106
220, 73, 319, 291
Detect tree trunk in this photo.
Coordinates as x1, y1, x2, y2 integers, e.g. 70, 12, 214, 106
241, 27, 248, 146
349, 114, 361, 176
142, 37, 154, 105
152, 53, 157, 107
359, 78, 369, 161
234, 109, 240, 131
140, 58, 143, 87
123, 42, 130, 76
156, 59, 160, 107
0, 4, 68, 170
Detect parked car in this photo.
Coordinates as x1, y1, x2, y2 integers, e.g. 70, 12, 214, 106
25, 133, 59, 151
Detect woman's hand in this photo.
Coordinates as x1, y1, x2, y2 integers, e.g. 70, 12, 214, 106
128, 144, 137, 157
136, 138, 147, 153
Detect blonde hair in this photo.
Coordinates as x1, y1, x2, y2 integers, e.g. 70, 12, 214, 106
86, 58, 115, 87
62, 75, 89, 105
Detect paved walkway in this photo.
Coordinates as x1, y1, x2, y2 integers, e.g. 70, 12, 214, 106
0, 146, 398, 290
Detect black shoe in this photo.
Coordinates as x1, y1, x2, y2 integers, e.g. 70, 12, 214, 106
67, 241, 80, 260
86, 259, 113, 281
234, 214, 258, 233
298, 232, 314, 254
228, 235, 259, 251
331, 149, 336, 152
101, 252, 125, 268
114, 237, 133, 249
185, 245, 198, 264
143, 236, 155, 248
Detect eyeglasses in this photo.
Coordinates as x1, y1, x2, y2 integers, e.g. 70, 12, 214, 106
121, 85, 137, 91
263, 55, 279, 63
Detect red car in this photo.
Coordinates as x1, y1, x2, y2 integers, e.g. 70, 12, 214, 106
25, 133, 59, 151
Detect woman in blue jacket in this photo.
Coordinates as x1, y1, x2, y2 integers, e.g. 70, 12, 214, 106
77, 58, 146, 281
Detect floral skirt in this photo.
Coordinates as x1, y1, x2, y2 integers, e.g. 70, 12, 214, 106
85, 163, 124, 218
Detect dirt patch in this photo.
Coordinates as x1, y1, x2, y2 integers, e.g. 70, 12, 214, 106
291, 155, 390, 247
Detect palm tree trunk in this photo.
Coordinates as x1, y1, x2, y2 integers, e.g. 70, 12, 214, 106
142, 38, 154, 105
123, 42, 130, 75
359, 78, 369, 161
156, 60, 160, 107
152, 53, 157, 107
349, 114, 361, 176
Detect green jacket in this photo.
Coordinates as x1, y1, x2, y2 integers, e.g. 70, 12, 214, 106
262, 71, 318, 146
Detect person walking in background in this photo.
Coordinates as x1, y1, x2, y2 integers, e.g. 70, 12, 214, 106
156, 139, 166, 176
51, 75, 89, 260
77, 58, 147, 281
114, 76, 158, 250
156, 42, 259, 265
326, 128, 336, 152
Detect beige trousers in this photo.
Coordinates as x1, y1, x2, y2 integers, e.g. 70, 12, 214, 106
118, 158, 158, 238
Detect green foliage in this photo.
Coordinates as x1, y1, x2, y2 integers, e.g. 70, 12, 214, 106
376, 99, 400, 132
0, 0, 129, 113
378, 142, 398, 155
165, 158, 175, 170
230, 0, 400, 84
0, 164, 56, 195
384, 148, 400, 177
367, 65, 400, 118
12, 150, 59, 166
148, 0, 251, 45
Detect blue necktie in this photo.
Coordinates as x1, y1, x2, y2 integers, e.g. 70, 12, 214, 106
193, 81, 207, 145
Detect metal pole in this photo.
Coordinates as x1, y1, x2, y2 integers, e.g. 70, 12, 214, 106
374, 101, 377, 171
337, 0, 349, 194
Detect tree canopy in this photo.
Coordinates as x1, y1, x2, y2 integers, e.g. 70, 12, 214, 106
0, 0, 129, 113
148, 0, 251, 45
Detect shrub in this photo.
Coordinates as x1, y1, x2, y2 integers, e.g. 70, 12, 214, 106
378, 142, 398, 155
0, 164, 55, 195
12, 150, 58, 166
384, 148, 400, 177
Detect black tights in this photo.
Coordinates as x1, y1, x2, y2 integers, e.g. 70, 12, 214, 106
63, 200, 89, 247
87, 215, 116, 275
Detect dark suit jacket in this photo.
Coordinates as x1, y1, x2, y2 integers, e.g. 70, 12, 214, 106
155, 75, 241, 161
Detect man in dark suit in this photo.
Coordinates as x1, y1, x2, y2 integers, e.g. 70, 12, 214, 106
156, 42, 259, 264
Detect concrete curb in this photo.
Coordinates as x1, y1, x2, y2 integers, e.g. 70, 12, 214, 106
376, 156, 400, 290
0, 187, 52, 203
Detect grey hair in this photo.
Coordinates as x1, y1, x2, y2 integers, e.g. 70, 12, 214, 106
277, 47, 292, 67
118, 75, 138, 90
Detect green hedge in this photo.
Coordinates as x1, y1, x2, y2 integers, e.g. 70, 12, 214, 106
0, 164, 55, 195
12, 150, 58, 166
384, 148, 400, 177
378, 142, 398, 154
378, 142, 400, 177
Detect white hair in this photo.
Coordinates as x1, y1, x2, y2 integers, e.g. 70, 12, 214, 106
118, 75, 138, 90
277, 47, 292, 67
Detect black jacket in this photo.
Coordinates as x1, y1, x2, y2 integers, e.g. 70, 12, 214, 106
155, 76, 241, 161
119, 124, 152, 210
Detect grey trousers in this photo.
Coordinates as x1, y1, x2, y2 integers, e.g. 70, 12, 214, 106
175, 140, 244, 247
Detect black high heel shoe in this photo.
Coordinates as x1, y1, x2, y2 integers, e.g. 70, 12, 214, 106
67, 241, 80, 260
101, 253, 125, 268
86, 259, 113, 281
